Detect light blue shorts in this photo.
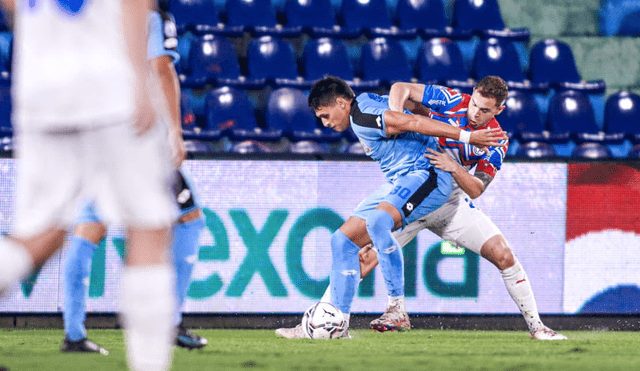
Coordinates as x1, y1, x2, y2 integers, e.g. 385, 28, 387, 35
352, 166, 453, 227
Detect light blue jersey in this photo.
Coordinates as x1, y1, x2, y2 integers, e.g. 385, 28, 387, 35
147, 11, 180, 63
330, 91, 453, 314
350, 93, 441, 182
349, 92, 452, 226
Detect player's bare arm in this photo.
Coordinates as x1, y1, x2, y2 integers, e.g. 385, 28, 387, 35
123, 0, 155, 136
388, 82, 426, 112
152, 54, 186, 167
424, 148, 493, 199
383, 110, 507, 148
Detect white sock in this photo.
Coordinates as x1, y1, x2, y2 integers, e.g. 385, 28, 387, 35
388, 295, 406, 312
500, 260, 544, 332
121, 265, 175, 371
0, 238, 34, 294
343, 313, 350, 329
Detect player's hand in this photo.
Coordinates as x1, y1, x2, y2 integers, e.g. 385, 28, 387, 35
468, 128, 507, 149
168, 129, 187, 168
359, 244, 378, 279
425, 148, 460, 173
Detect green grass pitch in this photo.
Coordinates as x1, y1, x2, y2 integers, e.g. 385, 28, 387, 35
2, 329, 640, 370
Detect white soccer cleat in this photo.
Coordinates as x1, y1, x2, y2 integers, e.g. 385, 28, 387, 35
275, 324, 305, 339
530, 326, 568, 340
370, 303, 411, 333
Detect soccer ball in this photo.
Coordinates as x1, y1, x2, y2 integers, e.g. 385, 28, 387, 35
301, 302, 347, 339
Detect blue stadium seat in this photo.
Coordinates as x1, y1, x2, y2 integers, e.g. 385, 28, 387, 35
283, 0, 340, 37
345, 141, 367, 155
0, 32, 11, 72
472, 38, 525, 83
629, 144, 640, 158
0, 136, 12, 152
500, 90, 545, 142
339, 0, 413, 38
416, 38, 468, 84
452, 0, 503, 32
515, 141, 556, 158
452, 0, 530, 41
571, 142, 613, 159
231, 140, 273, 153
289, 140, 330, 154
360, 38, 414, 87
247, 36, 305, 88
617, 9, 640, 36
226, 0, 298, 36
600, 0, 640, 36
181, 89, 201, 135
169, 0, 240, 35
0, 81, 10, 136
446, 79, 475, 95
547, 90, 607, 146
604, 91, 640, 143
0, 7, 8, 32
184, 140, 213, 153
266, 88, 342, 142
225, 0, 275, 32
205, 86, 282, 141
183, 35, 247, 87
303, 37, 355, 81
528, 39, 581, 88
396, 0, 470, 39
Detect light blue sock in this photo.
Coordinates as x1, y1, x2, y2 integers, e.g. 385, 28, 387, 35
172, 215, 205, 326
329, 230, 361, 314
366, 210, 404, 298
63, 236, 97, 341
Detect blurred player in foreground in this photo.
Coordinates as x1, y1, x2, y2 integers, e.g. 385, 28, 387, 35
276, 77, 566, 340
0, 0, 178, 369
60, 10, 207, 355
300, 76, 506, 337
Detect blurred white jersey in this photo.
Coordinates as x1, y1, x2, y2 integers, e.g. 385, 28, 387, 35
12, 0, 135, 131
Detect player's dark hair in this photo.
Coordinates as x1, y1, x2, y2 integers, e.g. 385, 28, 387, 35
474, 76, 508, 107
308, 76, 356, 110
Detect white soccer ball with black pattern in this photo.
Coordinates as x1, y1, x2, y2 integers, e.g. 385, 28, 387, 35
301, 302, 347, 339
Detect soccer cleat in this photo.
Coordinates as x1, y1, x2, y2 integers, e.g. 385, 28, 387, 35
60, 337, 109, 355
370, 303, 411, 333
530, 326, 568, 340
176, 323, 208, 350
275, 324, 305, 339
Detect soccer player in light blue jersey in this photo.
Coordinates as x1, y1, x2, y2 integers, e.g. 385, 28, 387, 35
303, 76, 506, 335
278, 77, 566, 341
60, 10, 207, 354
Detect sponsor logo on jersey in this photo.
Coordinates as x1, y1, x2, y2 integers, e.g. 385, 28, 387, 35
428, 99, 447, 106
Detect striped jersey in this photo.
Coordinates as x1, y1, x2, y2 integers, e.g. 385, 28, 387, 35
420, 84, 509, 180
350, 92, 440, 182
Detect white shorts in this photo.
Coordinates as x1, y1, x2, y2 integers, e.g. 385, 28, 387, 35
393, 189, 502, 255
13, 121, 176, 238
